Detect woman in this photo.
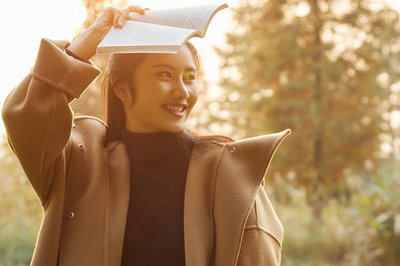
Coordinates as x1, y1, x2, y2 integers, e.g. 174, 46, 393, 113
2, 5, 290, 266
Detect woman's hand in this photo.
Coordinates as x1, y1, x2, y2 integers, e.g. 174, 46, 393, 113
92, 6, 149, 35
66, 5, 149, 61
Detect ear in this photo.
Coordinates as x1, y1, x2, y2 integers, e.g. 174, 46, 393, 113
113, 83, 132, 105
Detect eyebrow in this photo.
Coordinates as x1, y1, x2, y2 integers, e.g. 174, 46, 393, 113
150, 64, 197, 73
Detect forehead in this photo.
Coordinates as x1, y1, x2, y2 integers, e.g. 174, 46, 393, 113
139, 45, 197, 71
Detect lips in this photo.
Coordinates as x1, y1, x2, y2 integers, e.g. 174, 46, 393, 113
162, 103, 188, 117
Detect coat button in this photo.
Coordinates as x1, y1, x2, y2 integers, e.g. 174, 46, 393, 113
78, 144, 84, 151
229, 146, 236, 153
67, 212, 75, 219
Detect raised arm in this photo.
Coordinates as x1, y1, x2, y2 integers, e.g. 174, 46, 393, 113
1, 5, 148, 206
67, 5, 148, 61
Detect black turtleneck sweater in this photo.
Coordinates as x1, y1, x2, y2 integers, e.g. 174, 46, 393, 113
120, 130, 193, 266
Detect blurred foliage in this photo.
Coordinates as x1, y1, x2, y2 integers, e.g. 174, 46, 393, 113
0, 136, 41, 265
218, 0, 400, 216
274, 159, 400, 265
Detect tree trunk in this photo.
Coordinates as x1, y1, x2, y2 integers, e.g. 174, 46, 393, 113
310, 0, 325, 219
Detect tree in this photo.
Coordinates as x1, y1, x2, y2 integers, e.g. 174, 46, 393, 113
217, 0, 400, 216
371, 8, 400, 164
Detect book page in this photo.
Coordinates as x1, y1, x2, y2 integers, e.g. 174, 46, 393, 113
128, 3, 228, 36
98, 21, 198, 52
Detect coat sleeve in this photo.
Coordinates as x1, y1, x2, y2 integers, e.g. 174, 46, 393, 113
2, 38, 100, 206
237, 186, 284, 266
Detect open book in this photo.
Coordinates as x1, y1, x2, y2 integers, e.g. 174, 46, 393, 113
97, 3, 228, 54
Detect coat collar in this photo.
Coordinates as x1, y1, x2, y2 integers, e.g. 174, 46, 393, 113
184, 129, 291, 266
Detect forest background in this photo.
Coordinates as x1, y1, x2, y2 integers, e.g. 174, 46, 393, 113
1, 0, 400, 265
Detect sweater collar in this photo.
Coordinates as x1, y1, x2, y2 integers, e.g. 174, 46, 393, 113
120, 130, 192, 162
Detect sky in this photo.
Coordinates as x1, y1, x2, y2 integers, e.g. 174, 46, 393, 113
0, 0, 399, 134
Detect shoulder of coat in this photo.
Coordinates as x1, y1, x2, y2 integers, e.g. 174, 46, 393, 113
231, 129, 291, 146
194, 129, 291, 166
72, 115, 107, 141
212, 129, 291, 192
222, 129, 291, 159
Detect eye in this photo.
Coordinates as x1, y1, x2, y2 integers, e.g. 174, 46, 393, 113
183, 73, 196, 82
158, 71, 172, 78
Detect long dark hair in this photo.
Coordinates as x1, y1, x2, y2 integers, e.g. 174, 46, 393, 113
102, 41, 232, 146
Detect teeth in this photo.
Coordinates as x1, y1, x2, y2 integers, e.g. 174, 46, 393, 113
165, 105, 184, 112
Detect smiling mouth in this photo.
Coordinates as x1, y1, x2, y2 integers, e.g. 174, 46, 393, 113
162, 103, 188, 117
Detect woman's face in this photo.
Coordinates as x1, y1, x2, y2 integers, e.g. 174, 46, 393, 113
121, 45, 198, 133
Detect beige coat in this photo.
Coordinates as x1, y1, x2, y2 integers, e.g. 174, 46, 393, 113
2, 38, 290, 266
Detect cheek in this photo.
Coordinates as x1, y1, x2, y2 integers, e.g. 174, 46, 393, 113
189, 85, 199, 107
133, 81, 165, 104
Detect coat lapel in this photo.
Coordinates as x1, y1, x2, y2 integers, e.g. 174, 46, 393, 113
183, 129, 290, 266
105, 141, 131, 266
184, 143, 225, 266
213, 130, 291, 265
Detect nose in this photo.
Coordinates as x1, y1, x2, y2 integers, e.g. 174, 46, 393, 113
172, 79, 190, 99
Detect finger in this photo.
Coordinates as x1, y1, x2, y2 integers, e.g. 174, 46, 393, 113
93, 6, 116, 28
126, 5, 146, 14
113, 9, 123, 28
118, 9, 130, 27
102, 6, 115, 16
